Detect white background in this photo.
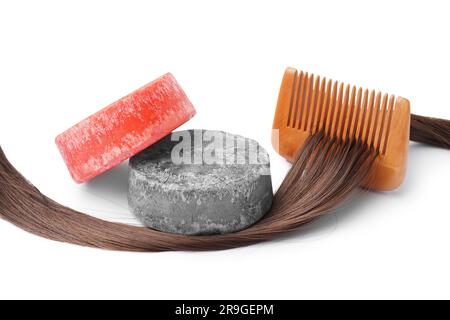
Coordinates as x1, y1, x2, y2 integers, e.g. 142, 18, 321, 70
1, 0, 449, 300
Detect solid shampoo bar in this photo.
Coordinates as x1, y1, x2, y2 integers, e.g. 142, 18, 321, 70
128, 130, 273, 235
56, 73, 196, 183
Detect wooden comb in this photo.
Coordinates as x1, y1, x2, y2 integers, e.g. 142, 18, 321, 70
272, 67, 410, 191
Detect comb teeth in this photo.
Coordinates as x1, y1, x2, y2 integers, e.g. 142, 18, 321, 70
286, 71, 396, 155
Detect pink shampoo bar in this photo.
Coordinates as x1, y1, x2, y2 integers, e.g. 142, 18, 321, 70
56, 73, 196, 183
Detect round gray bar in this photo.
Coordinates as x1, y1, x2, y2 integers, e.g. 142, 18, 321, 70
128, 129, 273, 235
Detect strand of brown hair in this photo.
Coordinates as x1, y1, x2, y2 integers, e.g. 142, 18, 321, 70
410, 114, 450, 149
0, 114, 448, 252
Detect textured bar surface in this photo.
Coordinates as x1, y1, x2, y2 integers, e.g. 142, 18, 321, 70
56, 73, 196, 183
128, 130, 273, 235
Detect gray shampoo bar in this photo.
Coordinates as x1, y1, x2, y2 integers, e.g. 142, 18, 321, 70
128, 129, 273, 235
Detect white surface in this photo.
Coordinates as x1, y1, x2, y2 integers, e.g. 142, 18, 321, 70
0, 0, 449, 300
